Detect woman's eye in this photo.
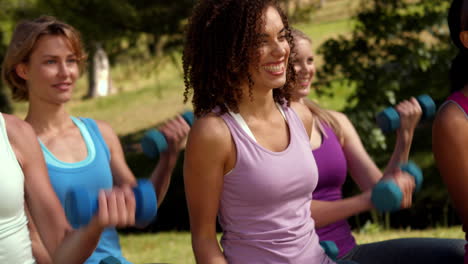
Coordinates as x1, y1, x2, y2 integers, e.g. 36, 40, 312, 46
45, 60, 56, 64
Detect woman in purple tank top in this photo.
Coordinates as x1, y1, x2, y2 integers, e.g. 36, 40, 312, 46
290, 28, 465, 264
433, 1, 468, 263
182, 1, 335, 263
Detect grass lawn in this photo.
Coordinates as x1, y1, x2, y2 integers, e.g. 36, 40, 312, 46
120, 227, 465, 264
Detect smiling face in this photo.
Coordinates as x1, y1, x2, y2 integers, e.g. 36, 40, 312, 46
291, 38, 315, 100
248, 5, 290, 92
16, 34, 79, 105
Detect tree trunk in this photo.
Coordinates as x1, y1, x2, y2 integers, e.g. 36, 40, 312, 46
87, 42, 113, 98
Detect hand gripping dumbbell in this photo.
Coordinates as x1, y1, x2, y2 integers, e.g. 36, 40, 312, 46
100, 256, 121, 264
64, 179, 157, 229
376, 94, 436, 133
371, 161, 423, 212
141, 111, 194, 158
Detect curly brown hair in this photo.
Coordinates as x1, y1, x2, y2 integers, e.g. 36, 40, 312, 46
183, 0, 296, 117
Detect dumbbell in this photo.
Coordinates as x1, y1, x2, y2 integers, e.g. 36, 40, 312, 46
141, 111, 194, 158
100, 256, 121, 264
64, 179, 157, 229
371, 161, 423, 212
376, 94, 436, 133
320, 240, 339, 261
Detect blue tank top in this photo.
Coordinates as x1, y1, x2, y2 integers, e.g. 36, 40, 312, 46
39, 117, 131, 264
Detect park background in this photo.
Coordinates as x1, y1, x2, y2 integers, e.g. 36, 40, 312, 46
0, 0, 464, 263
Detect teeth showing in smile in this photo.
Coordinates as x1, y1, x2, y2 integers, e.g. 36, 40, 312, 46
298, 78, 310, 86
263, 64, 284, 73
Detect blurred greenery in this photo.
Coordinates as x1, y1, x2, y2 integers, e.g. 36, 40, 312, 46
0, 0, 462, 233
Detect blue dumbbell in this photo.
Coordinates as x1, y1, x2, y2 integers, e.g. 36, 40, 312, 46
376, 94, 436, 133
141, 111, 194, 158
371, 161, 423, 212
65, 179, 157, 229
100, 256, 121, 264
320, 240, 339, 261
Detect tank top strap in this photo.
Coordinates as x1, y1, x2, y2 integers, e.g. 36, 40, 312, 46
281, 105, 311, 144
441, 91, 468, 119
79, 118, 111, 161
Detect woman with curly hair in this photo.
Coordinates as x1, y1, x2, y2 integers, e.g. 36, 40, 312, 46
433, 0, 468, 262
183, 0, 335, 263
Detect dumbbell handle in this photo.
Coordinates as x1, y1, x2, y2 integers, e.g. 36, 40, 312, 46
371, 161, 423, 212
141, 111, 194, 158
65, 179, 157, 229
376, 94, 436, 133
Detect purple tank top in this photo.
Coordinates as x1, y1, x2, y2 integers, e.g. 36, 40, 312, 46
312, 124, 357, 257
219, 106, 334, 264
444, 91, 468, 263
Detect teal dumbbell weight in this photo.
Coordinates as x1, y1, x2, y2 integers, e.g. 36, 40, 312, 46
376, 94, 436, 133
320, 240, 339, 260
100, 256, 121, 264
141, 111, 194, 158
65, 179, 157, 229
371, 161, 423, 212
320, 240, 359, 263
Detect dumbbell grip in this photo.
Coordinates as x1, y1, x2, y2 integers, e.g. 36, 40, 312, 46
370, 162, 423, 212
65, 180, 157, 229
376, 94, 435, 133
141, 111, 194, 158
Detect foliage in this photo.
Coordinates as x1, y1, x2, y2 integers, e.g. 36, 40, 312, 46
13, 0, 195, 60
0, 0, 17, 113
317, 0, 453, 152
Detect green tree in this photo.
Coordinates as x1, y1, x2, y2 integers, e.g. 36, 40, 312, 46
0, 0, 18, 113
13, 0, 195, 97
317, 0, 457, 228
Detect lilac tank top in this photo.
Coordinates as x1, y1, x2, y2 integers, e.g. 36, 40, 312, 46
442, 91, 468, 263
312, 124, 357, 257
218, 106, 334, 264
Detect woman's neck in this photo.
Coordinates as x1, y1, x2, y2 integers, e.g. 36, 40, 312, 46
25, 100, 72, 136
237, 84, 279, 120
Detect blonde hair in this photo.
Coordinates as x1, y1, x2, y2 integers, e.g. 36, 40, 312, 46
1, 16, 87, 101
290, 28, 344, 144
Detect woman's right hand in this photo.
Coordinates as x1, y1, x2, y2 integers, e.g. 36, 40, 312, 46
91, 185, 136, 229
383, 168, 416, 209
395, 97, 422, 141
